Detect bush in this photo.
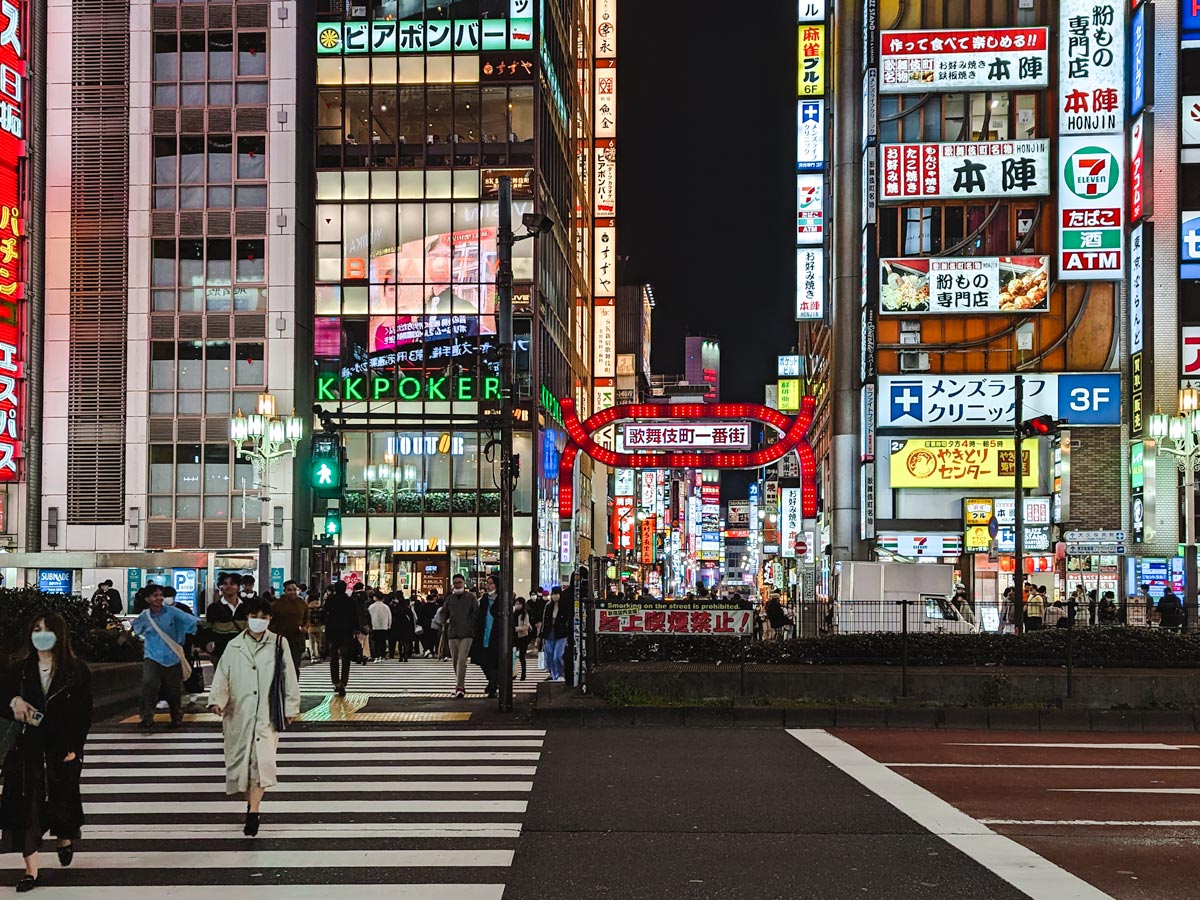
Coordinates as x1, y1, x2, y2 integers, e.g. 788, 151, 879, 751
0, 589, 143, 665
598, 627, 1200, 669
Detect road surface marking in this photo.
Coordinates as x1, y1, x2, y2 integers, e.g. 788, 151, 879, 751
87, 730, 546, 740
886, 763, 1200, 770
11, 888, 505, 900
84, 765, 539, 779
86, 751, 541, 763
85, 822, 524, 839
39, 850, 514, 869
84, 799, 527, 815
88, 739, 544, 750
789, 729, 1116, 900
82, 780, 533, 795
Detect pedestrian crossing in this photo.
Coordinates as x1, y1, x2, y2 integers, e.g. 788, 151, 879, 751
8, 727, 544, 896
297, 656, 551, 698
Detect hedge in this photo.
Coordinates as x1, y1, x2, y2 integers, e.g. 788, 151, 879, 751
598, 627, 1200, 668
0, 589, 143, 665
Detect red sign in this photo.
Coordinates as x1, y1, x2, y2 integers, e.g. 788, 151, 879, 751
1129, 114, 1147, 223
639, 514, 656, 565
595, 607, 753, 637
0, 0, 23, 482
794, 540, 808, 555
612, 495, 635, 551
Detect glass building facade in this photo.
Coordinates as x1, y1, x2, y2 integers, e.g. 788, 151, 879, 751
309, 0, 588, 595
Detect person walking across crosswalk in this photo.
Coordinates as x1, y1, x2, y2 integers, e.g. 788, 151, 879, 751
207, 597, 300, 836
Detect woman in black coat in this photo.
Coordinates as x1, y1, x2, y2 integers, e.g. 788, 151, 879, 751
470, 575, 503, 697
1, 613, 93, 891
389, 593, 416, 661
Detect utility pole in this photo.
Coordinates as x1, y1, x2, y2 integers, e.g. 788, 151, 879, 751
1013, 374, 1025, 632
496, 175, 515, 713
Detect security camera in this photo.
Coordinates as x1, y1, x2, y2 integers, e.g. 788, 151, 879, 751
521, 212, 555, 235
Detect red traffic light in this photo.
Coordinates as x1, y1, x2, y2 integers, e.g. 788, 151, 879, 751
1019, 415, 1062, 437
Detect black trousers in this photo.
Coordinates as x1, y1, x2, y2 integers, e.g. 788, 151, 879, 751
328, 639, 356, 689
369, 632, 388, 659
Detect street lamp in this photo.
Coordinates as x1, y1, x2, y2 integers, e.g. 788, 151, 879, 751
229, 393, 304, 590
1147, 387, 1200, 627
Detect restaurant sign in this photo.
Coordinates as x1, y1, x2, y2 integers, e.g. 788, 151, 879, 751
889, 438, 1039, 489
880, 27, 1049, 93
880, 140, 1050, 202
879, 256, 1049, 315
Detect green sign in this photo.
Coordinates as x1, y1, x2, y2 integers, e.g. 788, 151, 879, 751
324, 508, 342, 537
316, 372, 502, 403
317, 18, 533, 55
1130, 441, 1144, 489
540, 384, 564, 426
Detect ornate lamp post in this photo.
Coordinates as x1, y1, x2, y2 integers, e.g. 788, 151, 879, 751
1147, 387, 1200, 627
229, 393, 304, 590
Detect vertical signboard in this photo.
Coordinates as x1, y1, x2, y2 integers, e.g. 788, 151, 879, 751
0, 0, 23, 483
798, 25, 826, 96
594, 301, 615, 378
780, 488, 802, 559
1129, 113, 1151, 223
796, 99, 825, 171
594, 60, 615, 139
796, 248, 824, 319
594, 0, 615, 58
1058, 0, 1126, 135
1058, 134, 1126, 279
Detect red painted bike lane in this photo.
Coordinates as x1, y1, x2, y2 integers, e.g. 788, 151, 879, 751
837, 729, 1200, 900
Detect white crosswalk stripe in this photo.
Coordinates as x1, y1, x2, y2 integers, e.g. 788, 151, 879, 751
11, 726, 544, 894
297, 657, 550, 698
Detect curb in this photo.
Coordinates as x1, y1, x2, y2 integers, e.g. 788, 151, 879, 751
531, 705, 1200, 731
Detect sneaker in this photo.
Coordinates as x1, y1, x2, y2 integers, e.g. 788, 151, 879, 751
455, 689, 465, 699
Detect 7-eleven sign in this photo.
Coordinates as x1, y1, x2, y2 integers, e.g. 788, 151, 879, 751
1058, 135, 1125, 282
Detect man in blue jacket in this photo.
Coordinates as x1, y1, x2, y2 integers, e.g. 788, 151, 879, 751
131, 584, 198, 728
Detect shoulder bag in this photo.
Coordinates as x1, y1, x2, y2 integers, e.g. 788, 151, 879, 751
269, 636, 289, 733
145, 612, 193, 681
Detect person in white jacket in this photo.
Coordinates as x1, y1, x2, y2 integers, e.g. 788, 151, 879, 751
208, 596, 300, 837
368, 594, 393, 662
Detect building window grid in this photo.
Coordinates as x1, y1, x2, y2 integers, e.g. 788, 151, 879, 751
151, 235, 269, 311
153, 133, 268, 212
153, 30, 268, 109
149, 442, 255, 521
149, 337, 266, 418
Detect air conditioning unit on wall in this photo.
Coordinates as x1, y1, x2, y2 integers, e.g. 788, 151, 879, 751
899, 351, 930, 372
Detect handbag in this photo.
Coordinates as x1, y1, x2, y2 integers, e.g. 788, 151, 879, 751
269, 636, 289, 733
0, 718, 22, 764
414, 624, 424, 635
183, 646, 205, 694
537, 650, 547, 670
145, 613, 193, 681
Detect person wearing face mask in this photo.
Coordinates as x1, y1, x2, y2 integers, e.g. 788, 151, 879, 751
443, 573, 478, 698
1, 614, 93, 892
207, 597, 300, 837
130, 585, 198, 729
541, 586, 570, 682
470, 574, 502, 698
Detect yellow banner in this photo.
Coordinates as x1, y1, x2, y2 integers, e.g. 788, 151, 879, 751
798, 24, 825, 96
889, 438, 1038, 489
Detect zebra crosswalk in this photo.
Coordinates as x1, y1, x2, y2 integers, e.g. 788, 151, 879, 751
11, 727, 544, 896
297, 656, 550, 698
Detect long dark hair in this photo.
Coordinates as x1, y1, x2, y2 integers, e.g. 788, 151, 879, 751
14, 612, 80, 675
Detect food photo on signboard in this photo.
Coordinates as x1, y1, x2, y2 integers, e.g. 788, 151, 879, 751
880, 256, 1049, 314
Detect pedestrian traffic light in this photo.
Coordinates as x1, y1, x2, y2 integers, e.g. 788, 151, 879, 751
310, 434, 343, 497
1019, 415, 1064, 437
323, 506, 341, 537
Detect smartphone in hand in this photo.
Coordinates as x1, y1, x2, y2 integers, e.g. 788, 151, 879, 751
26, 709, 44, 727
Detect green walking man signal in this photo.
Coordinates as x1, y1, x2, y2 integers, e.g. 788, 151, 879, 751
324, 506, 342, 537
310, 434, 344, 498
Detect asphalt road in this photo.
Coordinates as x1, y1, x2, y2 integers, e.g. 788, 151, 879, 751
506, 727, 1030, 900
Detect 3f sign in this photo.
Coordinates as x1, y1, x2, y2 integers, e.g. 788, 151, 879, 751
1069, 387, 1109, 411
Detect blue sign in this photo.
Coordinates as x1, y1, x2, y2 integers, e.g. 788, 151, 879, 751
1184, 213, 1200, 280
542, 428, 561, 476
271, 567, 285, 596
1185, 1, 1200, 38
171, 569, 198, 607
1057, 373, 1122, 425
1130, 6, 1147, 117
38, 569, 72, 595
888, 380, 925, 424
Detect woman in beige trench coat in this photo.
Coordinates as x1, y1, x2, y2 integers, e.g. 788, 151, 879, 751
208, 596, 301, 836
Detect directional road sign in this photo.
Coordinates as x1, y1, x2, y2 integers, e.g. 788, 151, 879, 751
1067, 543, 1126, 556
1064, 530, 1125, 543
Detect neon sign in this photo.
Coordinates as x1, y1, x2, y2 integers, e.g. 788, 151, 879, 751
316, 372, 501, 402
0, 0, 24, 482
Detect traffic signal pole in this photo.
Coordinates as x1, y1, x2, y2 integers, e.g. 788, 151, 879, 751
496, 176, 515, 714
1013, 374, 1025, 632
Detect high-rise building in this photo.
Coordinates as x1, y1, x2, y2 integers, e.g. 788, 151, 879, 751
7, 0, 611, 603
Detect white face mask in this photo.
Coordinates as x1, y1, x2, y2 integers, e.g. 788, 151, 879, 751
246, 617, 270, 634
453, 586, 465, 594
163, 597, 176, 606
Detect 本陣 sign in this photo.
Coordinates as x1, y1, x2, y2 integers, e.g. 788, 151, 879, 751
623, 422, 751, 451
1058, 134, 1125, 280
796, 248, 824, 320
878, 373, 1121, 427
0, 0, 24, 484
317, 18, 532, 54
596, 606, 753, 637
1058, 0, 1125, 135
890, 438, 1039, 489
880, 256, 1049, 315
880, 140, 1050, 201
880, 27, 1048, 94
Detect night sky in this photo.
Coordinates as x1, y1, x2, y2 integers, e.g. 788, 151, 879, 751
618, 2, 797, 497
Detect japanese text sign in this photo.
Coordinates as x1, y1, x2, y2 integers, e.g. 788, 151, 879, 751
1058, 133, 1126, 280
796, 248, 824, 319
317, 18, 532, 55
593, 223, 615, 297
594, 139, 616, 218
880, 140, 1050, 201
596, 606, 753, 637
798, 0, 825, 22
796, 99, 825, 172
594, 302, 615, 378
781, 488, 803, 559
798, 25, 825, 96
623, 422, 751, 451
880, 256, 1049, 315
880, 28, 1049, 94
879, 373, 1122, 427
595, 0, 616, 58
0, 0, 23, 483
890, 438, 1039, 489
595, 61, 615, 139
1129, 113, 1150, 223
1058, 0, 1126, 135
613, 495, 635, 551
796, 173, 824, 245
